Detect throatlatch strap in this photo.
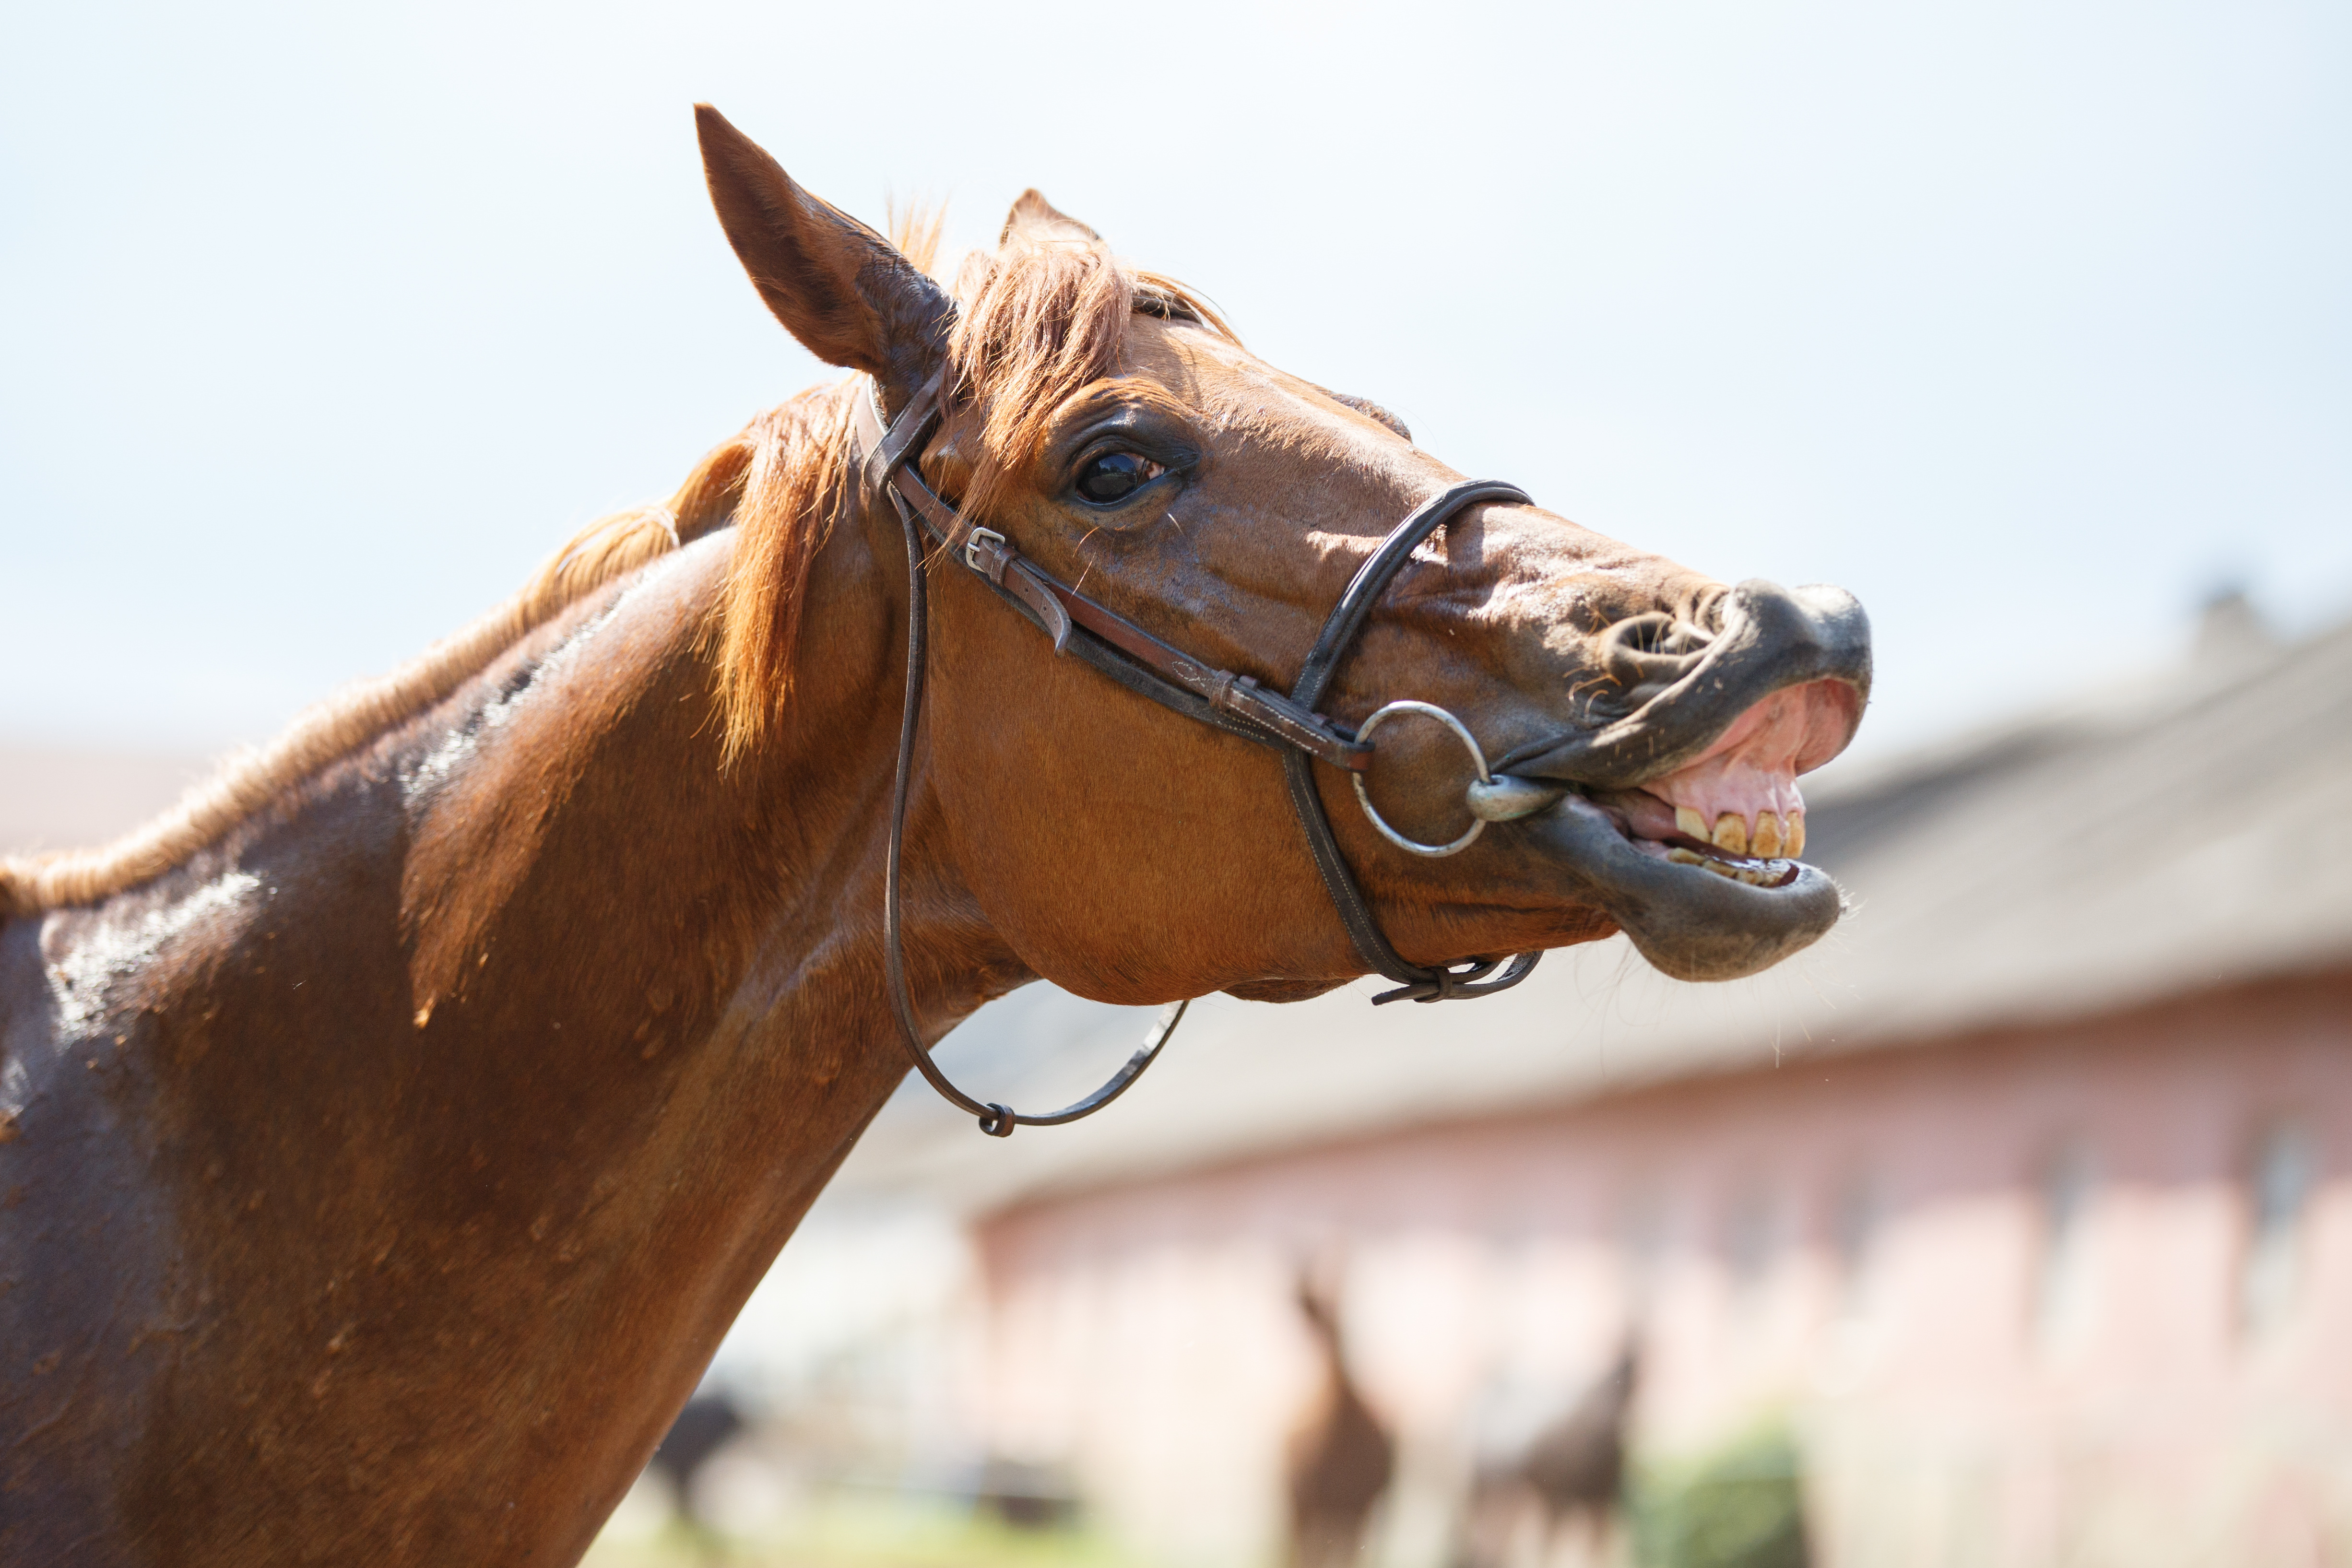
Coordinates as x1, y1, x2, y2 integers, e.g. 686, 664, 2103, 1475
873, 434, 1188, 1137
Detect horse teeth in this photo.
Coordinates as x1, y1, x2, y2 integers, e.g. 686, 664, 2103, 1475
1752, 812, 1784, 858
1676, 806, 1709, 841
1788, 813, 1806, 857
1711, 813, 1749, 855
1667, 842, 1786, 887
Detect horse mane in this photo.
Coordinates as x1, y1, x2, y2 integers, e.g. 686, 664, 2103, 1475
0, 423, 765, 917
3, 211, 1232, 917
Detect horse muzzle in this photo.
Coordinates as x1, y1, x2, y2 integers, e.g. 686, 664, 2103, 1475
1365, 578, 1870, 981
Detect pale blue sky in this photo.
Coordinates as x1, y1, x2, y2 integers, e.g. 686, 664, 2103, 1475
4, 0, 2347, 760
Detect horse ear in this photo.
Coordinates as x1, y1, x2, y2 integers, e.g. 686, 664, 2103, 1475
694, 104, 951, 412
999, 188, 1102, 247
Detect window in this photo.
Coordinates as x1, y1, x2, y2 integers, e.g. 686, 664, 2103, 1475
2242, 1126, 2317, 1340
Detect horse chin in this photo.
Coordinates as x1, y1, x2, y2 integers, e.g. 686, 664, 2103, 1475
1222, 975, 1359, 1003
1526, 793, 1845, 982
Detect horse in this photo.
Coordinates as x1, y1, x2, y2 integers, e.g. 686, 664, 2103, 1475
0, 105, 1869, 1565
1457, 1342, 1641, 1568
1285, 1270, 1396, 1568
646, 1391, 745, 1554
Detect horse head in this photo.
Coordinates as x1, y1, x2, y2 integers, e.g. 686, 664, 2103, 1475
695, 106, 1869, 1008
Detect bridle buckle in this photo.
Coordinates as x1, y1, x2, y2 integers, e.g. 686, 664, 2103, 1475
963, 526, 1008, 578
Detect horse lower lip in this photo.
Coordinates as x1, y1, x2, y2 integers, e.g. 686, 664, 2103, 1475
1525, 795, 1844, 982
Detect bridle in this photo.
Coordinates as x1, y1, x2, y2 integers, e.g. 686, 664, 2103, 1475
850, 370, 1547, 1137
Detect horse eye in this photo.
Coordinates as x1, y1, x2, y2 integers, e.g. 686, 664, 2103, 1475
1075, 451, 1165, 504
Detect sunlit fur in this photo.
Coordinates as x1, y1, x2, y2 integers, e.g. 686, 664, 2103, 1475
0, 221, 1231, 914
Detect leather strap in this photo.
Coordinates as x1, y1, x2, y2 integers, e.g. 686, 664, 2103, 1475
852, 376, 1545, 1135
1289, 480, 1533, 709
1279, 479, 1542, 1004
872, 402, 1186, 1137
1282, 738, 1543, 1004
851, 385, 1372, 773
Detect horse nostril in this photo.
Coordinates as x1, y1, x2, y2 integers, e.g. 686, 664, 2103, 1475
1597, 611, 1714, 693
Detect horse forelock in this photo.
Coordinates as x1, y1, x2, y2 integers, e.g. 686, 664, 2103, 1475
711, 227, 1232, 761
946, 228, 1235, 529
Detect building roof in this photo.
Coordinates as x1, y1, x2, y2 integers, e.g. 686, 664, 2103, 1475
840, 606, 2352, 1212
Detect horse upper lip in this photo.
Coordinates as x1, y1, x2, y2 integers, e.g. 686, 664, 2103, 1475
1492, 578, 1873, 791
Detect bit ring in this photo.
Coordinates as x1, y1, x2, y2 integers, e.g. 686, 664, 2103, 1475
1351, 701, 1490, 858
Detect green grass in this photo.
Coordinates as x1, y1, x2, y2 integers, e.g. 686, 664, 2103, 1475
1629, 1423, 1811, 1568
583, 1492, 1149, 1568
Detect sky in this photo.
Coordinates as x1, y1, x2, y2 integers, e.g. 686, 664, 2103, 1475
4, 0, 2347, 762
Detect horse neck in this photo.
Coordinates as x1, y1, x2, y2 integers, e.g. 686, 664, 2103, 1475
382, 513, 1010, 1197
331, 517, 1022, 1312
16, 512, 1028, 1559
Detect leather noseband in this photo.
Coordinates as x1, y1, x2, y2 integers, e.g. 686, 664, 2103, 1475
850, 373, 1542, 1136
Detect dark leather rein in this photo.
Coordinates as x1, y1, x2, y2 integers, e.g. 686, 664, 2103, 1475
851, 374, 1543, 1136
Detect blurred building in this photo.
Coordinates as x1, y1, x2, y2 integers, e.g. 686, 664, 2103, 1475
0, 745, 208, 859
833, 606, 2352, 1568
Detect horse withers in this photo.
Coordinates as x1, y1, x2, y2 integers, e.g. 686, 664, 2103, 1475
0, 106, 1868, 1565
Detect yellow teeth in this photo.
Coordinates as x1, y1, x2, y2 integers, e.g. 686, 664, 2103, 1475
1667, 804, 1805, 860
